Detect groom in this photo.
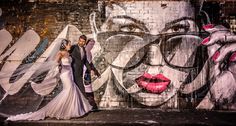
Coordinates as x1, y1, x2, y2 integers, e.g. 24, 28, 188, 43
69, 35, 98, 111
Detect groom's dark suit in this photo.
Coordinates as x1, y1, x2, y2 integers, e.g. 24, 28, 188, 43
69, 45, 91, 95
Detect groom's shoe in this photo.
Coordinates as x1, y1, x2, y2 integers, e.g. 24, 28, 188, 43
91, 106, 99, 112
86, 92, 99, 112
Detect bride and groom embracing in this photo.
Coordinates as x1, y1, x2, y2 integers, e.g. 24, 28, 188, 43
7, 35, 100, 121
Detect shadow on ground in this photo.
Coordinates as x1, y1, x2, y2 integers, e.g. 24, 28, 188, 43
1, 109, 236, 126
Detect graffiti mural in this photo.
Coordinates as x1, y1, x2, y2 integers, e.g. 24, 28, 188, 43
90, 1, 205, 108
0, 0, 236, 116
88, 0, 236, 109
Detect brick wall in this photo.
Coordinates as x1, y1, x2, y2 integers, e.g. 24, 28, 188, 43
0, 1, 97, 42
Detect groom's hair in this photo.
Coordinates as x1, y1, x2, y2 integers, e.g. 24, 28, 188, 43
79, 35, 87, 41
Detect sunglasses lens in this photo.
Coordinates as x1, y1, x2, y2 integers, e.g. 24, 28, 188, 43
161, 35, 202, 68
98, 33, 147, 69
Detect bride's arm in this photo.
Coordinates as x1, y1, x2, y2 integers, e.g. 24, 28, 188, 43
55, 52, 62, 73
55, 52, 62, 64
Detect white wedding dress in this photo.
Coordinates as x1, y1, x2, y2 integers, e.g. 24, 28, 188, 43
7, 57, 92, 121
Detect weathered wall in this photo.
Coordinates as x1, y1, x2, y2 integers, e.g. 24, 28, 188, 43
0, 1, 97, 42
0, 0, 236, 115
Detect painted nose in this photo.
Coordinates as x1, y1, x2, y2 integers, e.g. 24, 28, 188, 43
144, 43, 164, 66
144, 43, 165, 75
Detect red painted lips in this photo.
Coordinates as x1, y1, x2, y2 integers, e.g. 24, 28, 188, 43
135, 72, 171, 94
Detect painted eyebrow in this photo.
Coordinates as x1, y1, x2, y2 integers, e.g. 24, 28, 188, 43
162, 17, 195, 32
111, 15, 149, 32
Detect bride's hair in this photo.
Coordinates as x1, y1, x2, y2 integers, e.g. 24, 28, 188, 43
60, 39, 70, 51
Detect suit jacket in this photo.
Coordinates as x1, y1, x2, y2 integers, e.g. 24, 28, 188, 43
69, 44, 91, 94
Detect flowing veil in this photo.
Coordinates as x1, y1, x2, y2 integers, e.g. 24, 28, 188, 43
0, 25, 82, 116
0, 39, 62, 116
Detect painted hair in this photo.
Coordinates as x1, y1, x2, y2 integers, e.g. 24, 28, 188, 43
60, 39, 70, 51
98, 0, 205, 22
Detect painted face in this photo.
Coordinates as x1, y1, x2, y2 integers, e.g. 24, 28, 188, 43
95, 1, 203, 106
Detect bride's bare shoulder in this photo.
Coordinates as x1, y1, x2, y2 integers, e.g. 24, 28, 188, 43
56, 51, 66, 58
60, 51, 70, 57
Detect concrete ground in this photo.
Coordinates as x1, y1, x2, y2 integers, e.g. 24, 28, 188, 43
1, 108, 236, 126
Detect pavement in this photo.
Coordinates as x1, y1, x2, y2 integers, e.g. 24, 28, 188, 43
1, 108, 236, 126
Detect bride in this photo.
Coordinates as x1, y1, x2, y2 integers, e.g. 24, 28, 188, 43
7, 39, 92, 121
